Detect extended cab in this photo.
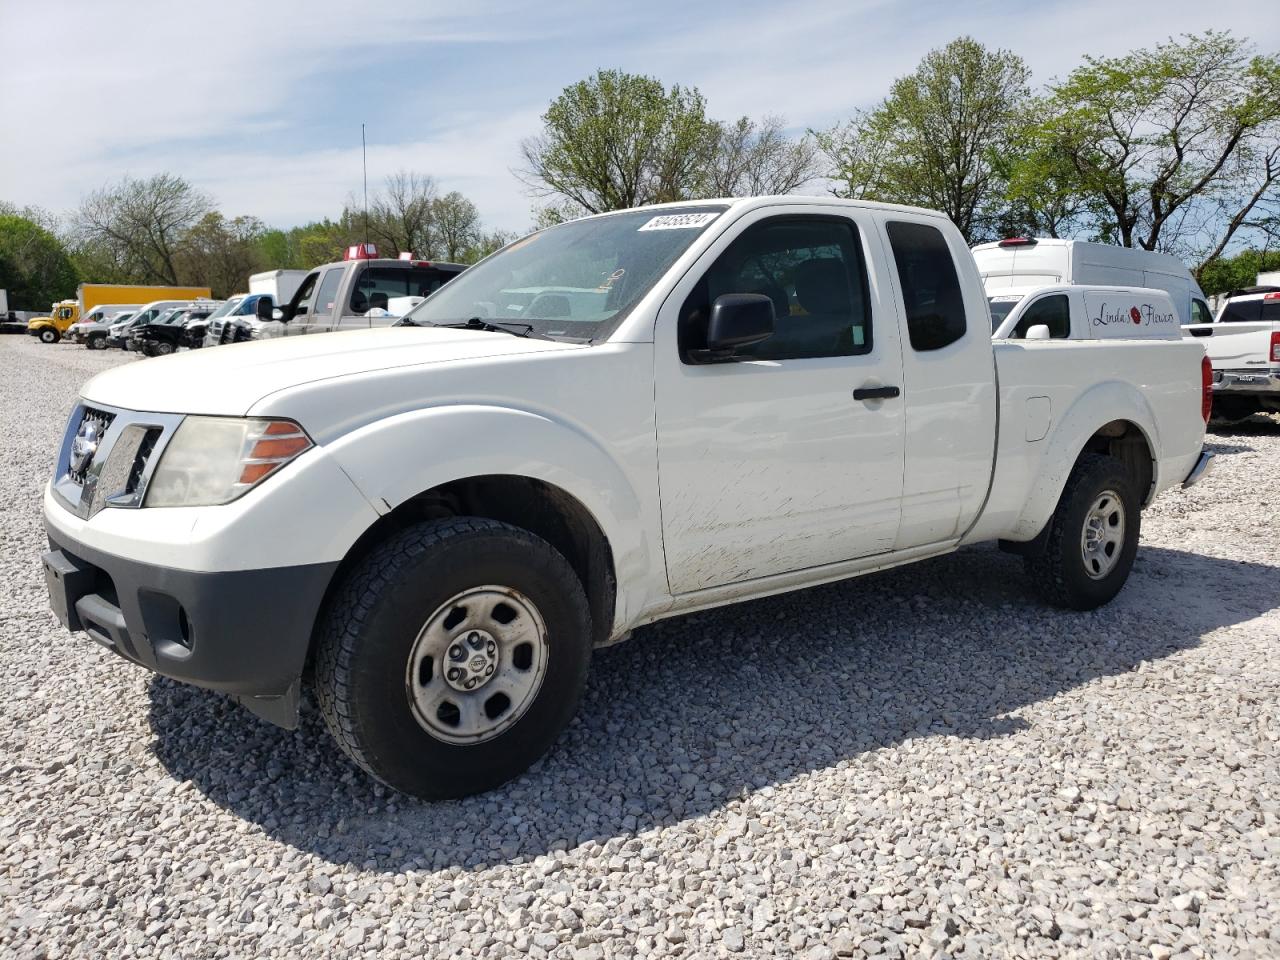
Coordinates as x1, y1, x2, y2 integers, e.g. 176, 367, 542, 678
41, 198, 1214, 800
1183, 286, 1280, 423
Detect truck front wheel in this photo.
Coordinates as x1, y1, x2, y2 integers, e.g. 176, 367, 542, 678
314, 517, 592, 800
39, 328, 59, 344
1024, 454, 1140, 610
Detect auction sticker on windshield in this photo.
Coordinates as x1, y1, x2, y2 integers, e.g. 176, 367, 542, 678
638, 212, 721, 231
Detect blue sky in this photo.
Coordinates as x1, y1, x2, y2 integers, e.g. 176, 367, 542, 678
3, 0, 1278, 234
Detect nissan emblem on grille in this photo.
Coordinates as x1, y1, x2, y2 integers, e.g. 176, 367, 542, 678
68, 409, 114, 485
70, 420, 101, 475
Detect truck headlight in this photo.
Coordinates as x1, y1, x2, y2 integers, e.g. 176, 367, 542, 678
145, 417, 312, 507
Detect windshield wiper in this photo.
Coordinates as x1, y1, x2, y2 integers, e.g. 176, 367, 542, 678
435, 317, 553, 339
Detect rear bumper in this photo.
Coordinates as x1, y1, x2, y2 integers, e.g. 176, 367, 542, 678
1213, 369, 1280, 395
42, 526, 337, 728
1181, 449, 1215, 490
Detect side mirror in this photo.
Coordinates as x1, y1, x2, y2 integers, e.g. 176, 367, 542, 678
692, 294, 775, 362
255, 298, 274, 321
1024, 324, 1051, 341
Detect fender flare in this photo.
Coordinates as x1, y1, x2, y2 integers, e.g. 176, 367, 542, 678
322, 404, 654, 622
1011, 380, 1160, 540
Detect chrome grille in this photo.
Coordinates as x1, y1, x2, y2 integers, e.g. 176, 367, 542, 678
52, 403, 185, 518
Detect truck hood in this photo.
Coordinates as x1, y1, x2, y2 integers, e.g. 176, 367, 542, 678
81, 327, 584, 416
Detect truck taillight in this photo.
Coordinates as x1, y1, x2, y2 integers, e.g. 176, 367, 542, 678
1271, 331, 1280, 363
1201, 354, 1213, 423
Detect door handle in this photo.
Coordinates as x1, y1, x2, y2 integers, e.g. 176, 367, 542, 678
853, 385, 901, 401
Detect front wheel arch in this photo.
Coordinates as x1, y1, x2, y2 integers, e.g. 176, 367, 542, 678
306, 474, 618, 681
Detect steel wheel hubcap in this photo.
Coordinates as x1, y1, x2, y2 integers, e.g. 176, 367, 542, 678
1080, 490, 1125, 580
405, 585, 548, 744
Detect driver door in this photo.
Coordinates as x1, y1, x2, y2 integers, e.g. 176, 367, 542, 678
654, 206, 907, 594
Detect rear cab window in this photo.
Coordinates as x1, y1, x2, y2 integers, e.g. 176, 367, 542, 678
347, 266, 459, 315
885, 221, 967, 351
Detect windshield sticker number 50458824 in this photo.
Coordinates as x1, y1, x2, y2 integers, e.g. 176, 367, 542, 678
638, 213, 721, 231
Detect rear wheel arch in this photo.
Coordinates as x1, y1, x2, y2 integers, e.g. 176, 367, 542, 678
1079, 419, 1155, 506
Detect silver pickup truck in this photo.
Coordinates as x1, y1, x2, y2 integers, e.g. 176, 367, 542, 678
1183, 286, 1280, 422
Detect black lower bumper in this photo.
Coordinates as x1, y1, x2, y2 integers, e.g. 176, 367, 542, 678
43, 528, 337, 728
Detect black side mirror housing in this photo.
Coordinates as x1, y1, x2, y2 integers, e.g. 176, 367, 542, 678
254, 297, 274, 321
692, 293, 775, 362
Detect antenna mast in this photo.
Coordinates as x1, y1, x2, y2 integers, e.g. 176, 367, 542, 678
362, 123, 369, 246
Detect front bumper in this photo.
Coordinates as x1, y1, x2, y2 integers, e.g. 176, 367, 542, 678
1181, 449, 1215, 490
43, 526, 337, 728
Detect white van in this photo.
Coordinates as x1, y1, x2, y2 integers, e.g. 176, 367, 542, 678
972, 238, 1212, 328
988, 285, 1184, 341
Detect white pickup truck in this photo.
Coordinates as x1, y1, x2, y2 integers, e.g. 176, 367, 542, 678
42, 197, 1214, 800
1183, 286, 1280, 423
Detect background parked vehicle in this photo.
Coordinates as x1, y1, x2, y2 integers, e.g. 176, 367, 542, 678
130, 303, 221, 355
106, 300, 211, 349
42, 197, 1212, 801
972, 237, 1212, 327
26, 284, 212, 344
257, 245, 464, 337
203, 294, 284, 346
27, 300, 78, 343
250, 269, 309, 306
0, 290, 32, 334
988, 285, 1183, 341
1183, 285, 1280, 423
66, 305, 142, 344
71, 311, 136, 349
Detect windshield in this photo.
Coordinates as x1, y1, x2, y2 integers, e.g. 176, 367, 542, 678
205, 297, 244, 322
401, 206, 729, 341
234, 294, 267, 315
987, 295, 1025, 331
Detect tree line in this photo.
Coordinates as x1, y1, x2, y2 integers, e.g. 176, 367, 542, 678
2, 29, 1277, 311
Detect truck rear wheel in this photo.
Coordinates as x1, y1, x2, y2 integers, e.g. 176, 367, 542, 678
314, 517, 592, 800
1024, 454, 1140, 610
39, 328, 59, 344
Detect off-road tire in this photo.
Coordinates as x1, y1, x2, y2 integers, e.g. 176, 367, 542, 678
1024, 454, 1140, 610
314, 517, 592, 800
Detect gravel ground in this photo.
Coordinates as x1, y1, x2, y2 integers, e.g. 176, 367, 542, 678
2, 334, 1278, 960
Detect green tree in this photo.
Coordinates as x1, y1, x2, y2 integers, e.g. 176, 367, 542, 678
364, 170, 437, 256
520, 69, 720, 214
1197, 248, 1280, 295
431, 191, 482, 261
74, 173, 214, 284
707, 115, 822, 197
174, 212, 267, 297
1024, 31, 1280, 265
817, 37, 1032, 243
0, 213, 79, 311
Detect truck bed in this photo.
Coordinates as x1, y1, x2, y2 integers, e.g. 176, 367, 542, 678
966, 338, 1207, 545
